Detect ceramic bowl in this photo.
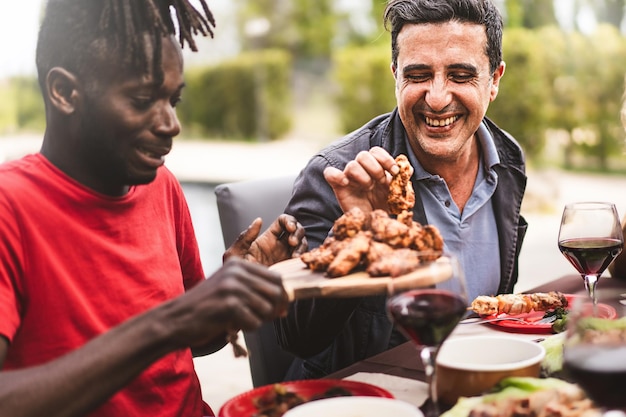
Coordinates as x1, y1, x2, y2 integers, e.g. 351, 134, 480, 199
282, 396, 423, 417
435, 335, 545, 406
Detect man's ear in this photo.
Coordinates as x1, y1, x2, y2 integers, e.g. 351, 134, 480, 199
490, 61, 506, 102
45, 67, 81, 115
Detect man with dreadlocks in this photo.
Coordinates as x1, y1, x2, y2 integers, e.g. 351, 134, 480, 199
0, 1, 306, 416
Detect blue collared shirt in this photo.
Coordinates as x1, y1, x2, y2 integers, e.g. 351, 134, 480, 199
406, 122, 501, 301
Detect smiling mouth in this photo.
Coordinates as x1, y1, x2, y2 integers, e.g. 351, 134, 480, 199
138, 146, 167, 161
425, 115, 460, 127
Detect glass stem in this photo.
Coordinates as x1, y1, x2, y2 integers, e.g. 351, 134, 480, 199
584, 274, 599, 305
421, 346, 440, 417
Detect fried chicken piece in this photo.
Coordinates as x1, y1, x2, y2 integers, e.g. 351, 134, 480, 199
365, 209, 389, 234
300, 243, 335, 272
300, 237, 350, 271
397, 210, 414, 227
327, 231, 372, 278
366, 241, 395, 265
367, 248, 422, 277
367, 208, 390, 224
369, 210, 413, 248
332, 207, 367, 239
411, 224, 444, 260
387, 154, 415, 214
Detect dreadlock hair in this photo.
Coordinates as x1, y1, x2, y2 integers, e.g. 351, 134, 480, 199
36, 0, 216, 95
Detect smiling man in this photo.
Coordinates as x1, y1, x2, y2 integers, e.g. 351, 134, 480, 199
0, 1, 307, 416
275, 0, 528, 380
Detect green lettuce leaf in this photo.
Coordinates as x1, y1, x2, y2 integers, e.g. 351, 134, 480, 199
577, 316, 626, 331
539, 333, 566, 375
440, 377, 571, 417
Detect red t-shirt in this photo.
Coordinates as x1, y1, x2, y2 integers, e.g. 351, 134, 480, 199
0, 154, 213, 416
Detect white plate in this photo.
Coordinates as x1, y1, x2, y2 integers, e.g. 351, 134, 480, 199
282, 396, 423, 417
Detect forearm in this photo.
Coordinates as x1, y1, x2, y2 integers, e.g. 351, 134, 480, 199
286, 158, 344, 251
0, 304, 184, 417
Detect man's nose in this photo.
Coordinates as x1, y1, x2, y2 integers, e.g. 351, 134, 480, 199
155, 103, 181, 137
425, 77, 452, 112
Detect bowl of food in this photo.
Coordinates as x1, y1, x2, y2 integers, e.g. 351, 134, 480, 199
435, 335, 545, 406
282, 396, 423, 417
218, 379, 393, 417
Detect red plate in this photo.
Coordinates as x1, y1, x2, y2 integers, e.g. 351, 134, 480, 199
218, 379, 394, 417
485, 294, 617, 334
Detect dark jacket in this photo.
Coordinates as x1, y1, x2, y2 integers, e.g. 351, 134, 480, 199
275, 109, 528, 379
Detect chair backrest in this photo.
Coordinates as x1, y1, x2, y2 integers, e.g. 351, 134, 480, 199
214, 174, 298, 387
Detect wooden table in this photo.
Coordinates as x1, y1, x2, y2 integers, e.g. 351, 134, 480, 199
327, 274, 626, 381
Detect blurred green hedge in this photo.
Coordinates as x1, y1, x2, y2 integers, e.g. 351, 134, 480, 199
490, 25, 626, 167
178, 48, 293, 141
331, 45, 396, 133
0, 77, 45, 134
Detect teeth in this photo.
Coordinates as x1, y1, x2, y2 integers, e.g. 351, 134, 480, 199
139, 148, 164, 160
425, 116, 459, 127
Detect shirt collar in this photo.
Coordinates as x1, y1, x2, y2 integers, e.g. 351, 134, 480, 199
476, 121, 501, 170
406, 120, 500, 180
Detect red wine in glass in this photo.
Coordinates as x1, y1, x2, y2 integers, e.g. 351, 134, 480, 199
563, 344, 626, 409
386, 256, 467, 417
388, 289, 467, 347
558, 238, 622, 276
557, 202, 624, 304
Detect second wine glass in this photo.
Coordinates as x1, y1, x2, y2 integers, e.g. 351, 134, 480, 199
557, 202, 623, 304
562, 291, 626, 411
386, 256, 467, 417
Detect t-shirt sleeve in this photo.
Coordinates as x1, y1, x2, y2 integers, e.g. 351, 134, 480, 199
0, 190, 24, 342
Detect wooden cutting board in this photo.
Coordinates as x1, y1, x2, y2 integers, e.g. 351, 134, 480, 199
270, 256, 455, 301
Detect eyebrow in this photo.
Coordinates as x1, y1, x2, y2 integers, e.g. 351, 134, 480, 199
149, 80, 186, 90
447, 63, 478, 73
402, 63, 479, 74
402, 64, 430, 73
144, 80, 186, 92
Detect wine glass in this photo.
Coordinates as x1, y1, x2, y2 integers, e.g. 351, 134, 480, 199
386, 256, 467, 417
562, 290, 626, 412
557, 202, 623, 304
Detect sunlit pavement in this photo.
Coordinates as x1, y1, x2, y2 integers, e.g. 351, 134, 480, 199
3, 134, 626, 410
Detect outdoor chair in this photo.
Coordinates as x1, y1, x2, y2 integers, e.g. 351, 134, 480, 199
214, 174, 299, 387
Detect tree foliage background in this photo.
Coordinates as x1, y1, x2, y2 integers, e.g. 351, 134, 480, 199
2, 0, 626, 171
